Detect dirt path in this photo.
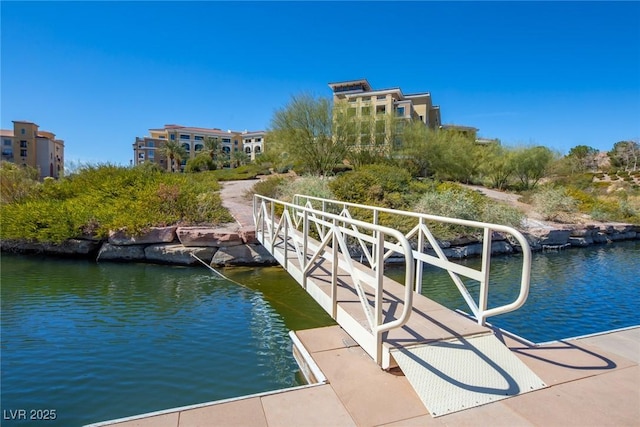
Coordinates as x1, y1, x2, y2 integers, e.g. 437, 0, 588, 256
219, 179, 260, 228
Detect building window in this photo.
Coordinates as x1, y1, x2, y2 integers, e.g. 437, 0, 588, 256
20, 140, 27, 148
234, 140, 238, 145
138, 153, 145, 159
377, 95, 386, 100
362, 96, 371, 101
255, 146, 261, 154
244, 139, 250, 144
180, 134, 190, 140
396, 106, 405, 116
194, 144, 203, 151
148, 151, 155, 159
170, 134, 175, 140
376, 105, 386, 115
361, 106, 371, 116
255, 138, 262, 142
21, 128, 25, 135
20, 149, 27, 157
148, 142, 154, 147
159, 135, 166, 139
245, 147, 251, 154
181, 143, 190, 151
222, 138, 231, 143
3, 139, 11, 146
194, 135, 204, 141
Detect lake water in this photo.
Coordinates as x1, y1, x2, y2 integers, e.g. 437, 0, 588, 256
1, 240, 639, 426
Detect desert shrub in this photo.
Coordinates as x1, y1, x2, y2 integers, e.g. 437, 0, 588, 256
0, 164, 232, 243
250, 176, 290, 199
278, 175, 335, 203
185, 155, 216, 172
0, 161, 40, 204
413, 183, 523, 240
531, 186, 578, 221
329, 164, 413, 209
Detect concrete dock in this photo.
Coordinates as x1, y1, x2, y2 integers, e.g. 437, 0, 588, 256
88, 324, 638, 427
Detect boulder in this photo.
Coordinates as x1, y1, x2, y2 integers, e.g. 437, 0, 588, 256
177, 226, 243, 247
109, 226, 177, 246
144, 244, 217, 265
97, 243, 146, 261
211, 244, 277, 267
0, 238, 102, 257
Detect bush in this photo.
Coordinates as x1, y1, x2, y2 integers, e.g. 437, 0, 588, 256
250, 176, 290, 199
0, 164, 233, 243
413, 183, 523, 239
531, 186, 578, 221
329, 164, 413, 209
0, 161, 40, 204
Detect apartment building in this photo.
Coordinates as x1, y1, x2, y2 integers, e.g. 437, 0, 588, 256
133, 124, 265, 170
328, 79, 441, 153
1, 120, 64, 179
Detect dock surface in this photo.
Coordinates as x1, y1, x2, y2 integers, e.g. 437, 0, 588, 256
90, 325, 638, 427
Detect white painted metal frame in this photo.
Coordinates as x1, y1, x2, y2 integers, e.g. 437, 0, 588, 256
253, 194, 415, 366
292, 194, 532, 326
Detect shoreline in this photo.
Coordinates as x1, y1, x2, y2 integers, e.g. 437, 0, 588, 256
1, 221, 638, 266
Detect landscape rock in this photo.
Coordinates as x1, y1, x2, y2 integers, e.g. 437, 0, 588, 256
97, 243, 146, 261
144, 244, 217, 265
210, 244, 277, 267
177, 225, 243, 247
109, 226, 177, 246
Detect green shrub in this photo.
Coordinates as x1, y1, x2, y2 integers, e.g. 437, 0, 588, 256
0, 164, 233, 243
278, 175, 335, 203
0, 161, 40, 204
413, 183, 523, 240
329, 164, 413, 209
531, 186, 578, 221
250, 176, 290, 199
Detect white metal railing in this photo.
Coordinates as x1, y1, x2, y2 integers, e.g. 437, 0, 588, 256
292, 194, 532, 326
253, 194, 415, 365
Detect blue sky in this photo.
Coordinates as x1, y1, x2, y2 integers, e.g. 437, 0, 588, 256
2, 1, 639, 166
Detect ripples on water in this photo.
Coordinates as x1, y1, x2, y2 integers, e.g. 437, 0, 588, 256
392, 240, 640, 343
1, 257, 332, 426
2, 242, 638, 426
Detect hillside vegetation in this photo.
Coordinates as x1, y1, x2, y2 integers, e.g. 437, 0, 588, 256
0, 162, 233, 243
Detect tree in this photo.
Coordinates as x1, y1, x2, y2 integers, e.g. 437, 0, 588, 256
185, 154, 215, 173
609, 140, 639, 171
511, 146, 555, 190
566, 145, 599, 173
159, 140, 187, 172
478, 144, 514, 190
202, 136, 225, 170
268, 93, 349, 176
230, 150, 249, 168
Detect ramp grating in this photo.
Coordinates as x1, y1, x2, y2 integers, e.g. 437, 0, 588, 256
391, 334, 546, 417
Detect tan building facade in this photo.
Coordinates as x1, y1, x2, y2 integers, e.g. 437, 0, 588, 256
1, 120, 64, 179
329, 79, 441, 128
133, 124, 265, 171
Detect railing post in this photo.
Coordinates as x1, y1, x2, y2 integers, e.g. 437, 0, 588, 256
374, 230, 385, 366
270, 201, 275, 252
478, 227, 493, 325
331, 218, 338, 319
416, 218, 424, 294
302, 209, 308, 290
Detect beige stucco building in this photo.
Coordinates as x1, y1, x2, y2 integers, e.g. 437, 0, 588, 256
133, 124, 265, 170
1, 120, 64, 179
329, 79, 441, 127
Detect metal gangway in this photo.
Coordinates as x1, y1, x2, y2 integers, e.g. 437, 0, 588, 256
253, 193, 534, 369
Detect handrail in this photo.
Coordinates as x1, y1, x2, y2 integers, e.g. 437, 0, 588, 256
292, 194, 532, 326
253, 194, 415, 365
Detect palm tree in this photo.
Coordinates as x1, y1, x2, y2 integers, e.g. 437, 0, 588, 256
231, 150, 250, 168
203, 136, 225, 170
159, 140, 187, 172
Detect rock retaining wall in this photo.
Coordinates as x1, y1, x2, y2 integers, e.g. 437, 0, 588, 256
1, 223, 638, 266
